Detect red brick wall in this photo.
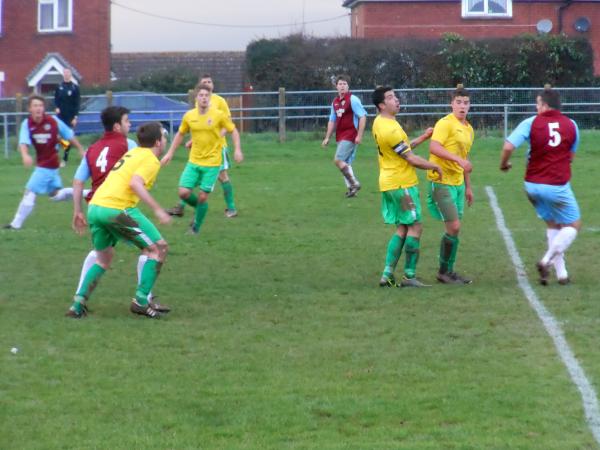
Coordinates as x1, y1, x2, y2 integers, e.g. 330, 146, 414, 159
352, 2, 600, 75
0, 0, 111, 96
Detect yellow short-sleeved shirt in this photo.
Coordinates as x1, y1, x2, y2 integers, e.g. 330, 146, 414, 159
372, 115, 418, 191
427, 113, 474, 186
90, 147, 160, 210
178, 107, 236, 167
195, 94, 232, 148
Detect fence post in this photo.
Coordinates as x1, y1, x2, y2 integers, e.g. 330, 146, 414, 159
4, 114, 8, 158
503, 105, 508, 139
15, 93, 23, 142
239, 94, 244, 134
278, 87, 286, 143
106, 90, 113, 107
187, 89, 195, 107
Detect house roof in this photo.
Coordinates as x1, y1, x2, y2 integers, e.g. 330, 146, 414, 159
343, 0, 599, 5
26, 52, 82, 86
111, 52, 246, 92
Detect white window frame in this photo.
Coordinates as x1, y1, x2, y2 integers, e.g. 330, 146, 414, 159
462, 0, 512, 18
38, 0, 73, 33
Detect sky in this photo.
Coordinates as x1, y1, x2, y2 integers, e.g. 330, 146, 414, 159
111, 0, 350, 53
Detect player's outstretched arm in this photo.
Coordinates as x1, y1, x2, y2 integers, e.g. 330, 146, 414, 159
69, 136, 85, 157
499, 142, 515, 171
430, 139, 472, 173
161, 132, 184, 166
130, 175, 172, 225
72, 178, 87, 235
410, 127, 434, 149
404, 152, 443, 182
19, 144, 33, 168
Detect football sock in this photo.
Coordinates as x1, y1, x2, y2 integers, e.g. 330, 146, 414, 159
183, 192, 198, 208
136, 255, 154, 301
179, 199, 186, 209
221, 180, 236, 210
75, 263, 105, 302
76, 250, 98, 293
439, 233, 459, 274
50, 187, 74, 202
383, 234, 405, 276
135, 259, 162, 305
546, 228, 568, 279
10, 191, 36, 229
404, 236, 420, 279
347, 165, 358, 185
340, 165, 358, 186
193, 202, 209, 232
542, 226, 577, 266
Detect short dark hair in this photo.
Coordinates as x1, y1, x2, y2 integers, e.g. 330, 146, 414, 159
195, 83, 212, 95
372, 85, 393, 111
538, 84, 561, 109
451, 84, 470, 100
101, 106, 130, 132
336, 74, 351, 85
136, 122, 163, 147
199, 73, 212, 81
28, 94, 46, 107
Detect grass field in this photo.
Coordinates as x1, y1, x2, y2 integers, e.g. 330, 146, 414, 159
2, 130, 600, 449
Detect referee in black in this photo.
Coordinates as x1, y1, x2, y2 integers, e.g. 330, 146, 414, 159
54, 68, 81, 166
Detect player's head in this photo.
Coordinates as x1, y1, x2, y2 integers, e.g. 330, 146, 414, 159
195, 84, 212, 108
198, 74, 214, 92
137, 121, 166, 155
335, 75, 350, 96
372, 86, 399, 114
450, 84, 470, 121
101, 106, 131, 135
537, 84, 561, 114
27, 94, 46, 120
63, 68, 73, 82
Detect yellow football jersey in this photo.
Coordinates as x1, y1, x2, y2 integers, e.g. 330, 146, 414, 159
427, 113, 474, 186
90, 147, 160, 210
179, 107, 236, 167
372, 115, 418, 191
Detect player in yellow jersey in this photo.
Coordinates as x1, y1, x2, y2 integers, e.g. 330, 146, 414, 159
66, 122, 172, 319
161, 84, 242, 235
426, 84, 475, 284
372, 86, 442, 287
166, 74, 243, 218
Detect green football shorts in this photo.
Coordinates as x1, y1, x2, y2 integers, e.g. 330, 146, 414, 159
381, 186, 421, 226
179, 162, 220, 193
427, 181, 465, 221
88, 205, 163, 251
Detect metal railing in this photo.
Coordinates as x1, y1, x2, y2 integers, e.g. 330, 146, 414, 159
3, 87, 600, 157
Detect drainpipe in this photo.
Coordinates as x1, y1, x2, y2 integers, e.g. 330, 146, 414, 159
558, 0, 573, 34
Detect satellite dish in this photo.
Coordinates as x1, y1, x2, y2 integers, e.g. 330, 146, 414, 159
574, 17, 591, 33
536, 19, 553, 34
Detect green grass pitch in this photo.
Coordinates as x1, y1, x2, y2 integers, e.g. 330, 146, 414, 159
1, 130, 600, 449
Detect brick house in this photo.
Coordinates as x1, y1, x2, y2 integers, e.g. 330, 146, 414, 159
343, 0, 600, 75
0, 0, 111, 97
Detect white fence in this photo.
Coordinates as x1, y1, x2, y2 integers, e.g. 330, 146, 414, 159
2, 87, 600, 157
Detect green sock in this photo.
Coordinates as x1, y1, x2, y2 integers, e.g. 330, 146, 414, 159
192, 202, 209, 232
404, 236, 420, 279
73, 264, 106, 312
383, 234, 405, 276
183, 193, 198, 208
179, 199, 186, 209
221, 181, 236, 210
135, 259, 162, 305
439, 233, 459, 273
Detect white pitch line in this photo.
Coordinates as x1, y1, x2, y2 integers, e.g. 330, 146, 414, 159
486, 185, 600, 445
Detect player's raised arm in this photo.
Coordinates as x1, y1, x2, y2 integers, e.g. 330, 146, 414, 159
410, 127, 434, 150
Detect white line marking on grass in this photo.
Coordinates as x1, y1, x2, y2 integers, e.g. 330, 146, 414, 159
486, 185, 600, 445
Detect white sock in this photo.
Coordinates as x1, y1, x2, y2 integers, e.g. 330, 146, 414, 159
547, 229, 567, 279
542, 227, 578, 265
10, 192, 36, 228
76, 250, 98, 294
50, 187, 73, 202
347, 165, 358, 185
137, 255, 153, 302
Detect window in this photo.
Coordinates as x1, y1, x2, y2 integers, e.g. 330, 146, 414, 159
0, 0, 3, 35
462, 0, 512, 18
38, 0, 72, 32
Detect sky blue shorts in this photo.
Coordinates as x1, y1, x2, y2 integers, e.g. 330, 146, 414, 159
334, 140, 357, 164
26, 167, 63, 195
524, 181, 580, 225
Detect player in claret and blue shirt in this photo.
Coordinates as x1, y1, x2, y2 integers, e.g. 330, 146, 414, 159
4, 95, 84, 230
500, 85, 581, 285
322, 74, 367, 197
